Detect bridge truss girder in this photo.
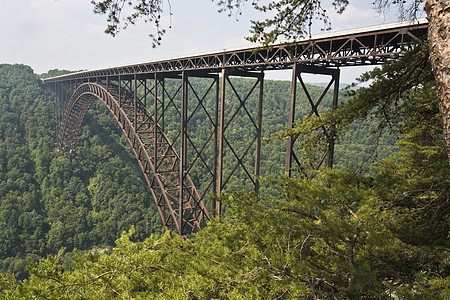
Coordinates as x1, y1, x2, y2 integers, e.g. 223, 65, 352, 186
43, 20, 426, 81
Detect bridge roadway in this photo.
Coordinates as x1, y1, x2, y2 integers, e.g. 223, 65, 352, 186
44, 19, 428, 236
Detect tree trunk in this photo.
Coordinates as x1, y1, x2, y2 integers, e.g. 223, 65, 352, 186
424, 0, 450, 164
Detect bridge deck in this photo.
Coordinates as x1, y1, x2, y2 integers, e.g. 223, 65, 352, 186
43, 19, 427, 83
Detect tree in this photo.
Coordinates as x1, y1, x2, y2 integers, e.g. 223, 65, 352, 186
90, 0, 450, 163
423, 0, 450, 163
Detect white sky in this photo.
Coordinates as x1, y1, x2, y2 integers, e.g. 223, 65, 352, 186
0, 0, 425, 83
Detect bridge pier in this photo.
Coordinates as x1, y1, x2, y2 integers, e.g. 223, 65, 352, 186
178, 72, 220, 228
285, 64, 340, 177
134, 72, 220, 234
216, 69, 264, 216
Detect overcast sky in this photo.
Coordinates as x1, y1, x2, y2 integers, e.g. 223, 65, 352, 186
0, 0, 425, 83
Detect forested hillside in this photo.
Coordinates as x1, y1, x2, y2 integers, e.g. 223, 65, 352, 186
0, 49, 448, 298
0, 64, 162, 279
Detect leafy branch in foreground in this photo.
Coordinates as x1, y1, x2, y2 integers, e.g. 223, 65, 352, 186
91, 0, 171, 47
215, 0, 423, 45
216, 0, 349, 45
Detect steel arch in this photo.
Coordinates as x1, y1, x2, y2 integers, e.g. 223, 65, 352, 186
59, 82, 209, 236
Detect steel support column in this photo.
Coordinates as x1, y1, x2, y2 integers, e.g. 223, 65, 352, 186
179, 71, 187, 234
216, 68, 227, 217
134, 75, 137, 126
328, 69, 340, 169
212, 75, 219, 216
118, 75, 122, 107
254, 71, 264, 194
158, 78, 165, 132
154, 74, 158, 174
47, 83, 59, 145
56, 83, 63, 149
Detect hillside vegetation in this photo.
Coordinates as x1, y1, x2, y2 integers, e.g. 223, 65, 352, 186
0, 64, 162, 279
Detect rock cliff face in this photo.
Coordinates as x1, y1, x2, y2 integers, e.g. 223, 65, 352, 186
424, 0, 450, 162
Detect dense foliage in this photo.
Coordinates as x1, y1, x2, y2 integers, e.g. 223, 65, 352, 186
0, 44, 448, 298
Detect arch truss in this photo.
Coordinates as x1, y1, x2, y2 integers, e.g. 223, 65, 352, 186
58, 80, 209, 236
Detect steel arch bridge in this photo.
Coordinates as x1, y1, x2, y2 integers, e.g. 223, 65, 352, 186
44, 19, 428, 236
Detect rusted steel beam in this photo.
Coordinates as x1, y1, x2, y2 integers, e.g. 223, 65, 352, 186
179, 71, 187, 235
217, 68, 227, 217
254, 72, 264, 194
328, 69, 340, 170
